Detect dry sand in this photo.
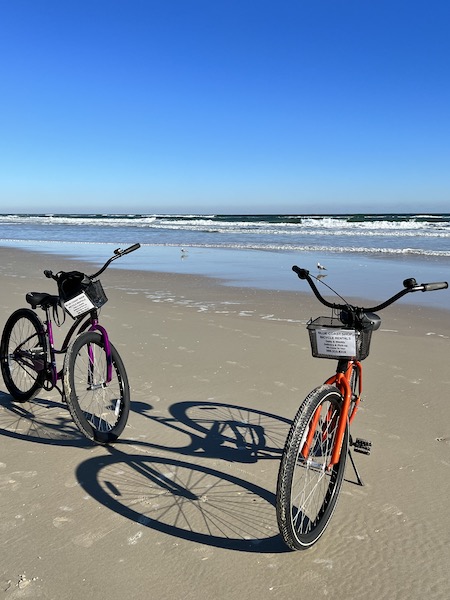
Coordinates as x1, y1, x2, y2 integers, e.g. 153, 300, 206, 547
1, 247, 449, 599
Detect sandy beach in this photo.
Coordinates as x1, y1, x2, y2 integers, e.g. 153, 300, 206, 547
1, 246, 449, 600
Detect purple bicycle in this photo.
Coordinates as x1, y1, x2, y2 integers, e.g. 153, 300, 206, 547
0, 244, 140, 444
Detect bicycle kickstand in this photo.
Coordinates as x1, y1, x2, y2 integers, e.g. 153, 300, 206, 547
347, 448, 365, 487
348, 434, 373, 486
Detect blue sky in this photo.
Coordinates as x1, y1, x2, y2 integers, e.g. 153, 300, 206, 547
1, 0, 449, 214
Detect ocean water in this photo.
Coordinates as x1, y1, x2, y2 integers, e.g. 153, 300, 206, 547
0, 213, 449, 310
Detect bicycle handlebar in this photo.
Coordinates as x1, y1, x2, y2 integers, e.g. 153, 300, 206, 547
113, 243, 141, 257
89, 243, 141, 279
292, 266, 448, 313
420, 281, 449, 292
44, 243, 141, 282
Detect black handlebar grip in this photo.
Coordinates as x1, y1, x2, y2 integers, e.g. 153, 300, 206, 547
44, 270, 54, 279
292, 265, 309, 279
121, 243, 141, 255
422, 281, 448, 292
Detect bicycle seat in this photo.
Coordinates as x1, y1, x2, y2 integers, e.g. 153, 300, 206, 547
26, 292, 61, 310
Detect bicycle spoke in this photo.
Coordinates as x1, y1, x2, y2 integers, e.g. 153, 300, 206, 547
1, 309, 47, 401
276, 386, 348, 549
64, 331, 130, 444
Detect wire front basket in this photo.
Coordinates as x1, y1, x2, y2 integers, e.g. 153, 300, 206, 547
307, 316, 372, 361
62, 280, 108, 319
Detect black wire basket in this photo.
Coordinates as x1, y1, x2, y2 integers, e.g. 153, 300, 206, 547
85, 280, 108, 308
61, 279, 108, 318
307, 316, 372, 361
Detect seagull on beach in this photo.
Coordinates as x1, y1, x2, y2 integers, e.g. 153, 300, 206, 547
317, 262, 327, 271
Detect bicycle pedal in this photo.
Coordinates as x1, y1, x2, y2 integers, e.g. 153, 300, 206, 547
353, 438, 372, 455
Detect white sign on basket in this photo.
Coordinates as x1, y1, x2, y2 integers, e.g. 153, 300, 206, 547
315, 328, 356, 357
63, 292, 95, 318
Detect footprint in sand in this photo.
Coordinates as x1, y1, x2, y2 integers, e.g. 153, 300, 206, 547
53, 516, 73, 528
127, 531, 143, 545
0, 470, 37, 492
436, 436, 450, 445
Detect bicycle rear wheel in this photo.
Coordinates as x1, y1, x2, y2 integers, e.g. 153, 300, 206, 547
63, 331, 130, 444
276, 384, 348, 550
0, 308, 47, 401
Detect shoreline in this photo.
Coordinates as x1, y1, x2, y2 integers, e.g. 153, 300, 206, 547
1, 240, 450, 313
1, 245, 450, 599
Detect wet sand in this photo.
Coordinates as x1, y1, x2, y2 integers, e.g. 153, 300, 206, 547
1, 247, 449, 599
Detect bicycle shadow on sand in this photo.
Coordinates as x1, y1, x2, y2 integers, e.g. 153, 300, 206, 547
75, 400, 292, 553
1, 391, 291, 552
76, 402, 363, 550
0, 390, 92, 447
76, 445, 288, 553
132, 399, 291, 464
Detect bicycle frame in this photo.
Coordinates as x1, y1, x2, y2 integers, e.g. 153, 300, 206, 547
291, 265, 447, 474
301, 359, 362, 469
324, 360, 362, 467
40, 306, 113, 391
275, 265, 448, 550
28, 244, 142, 392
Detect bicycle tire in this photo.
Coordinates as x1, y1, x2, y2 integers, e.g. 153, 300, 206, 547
0, 308, 47, 401
63, 331, 130, 444
276, 384, 348, 550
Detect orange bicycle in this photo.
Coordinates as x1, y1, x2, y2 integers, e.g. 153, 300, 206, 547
276, 266, 448, 550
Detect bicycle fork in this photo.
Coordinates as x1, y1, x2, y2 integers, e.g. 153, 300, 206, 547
87, 321, 113, 387
301, 363, 370, 486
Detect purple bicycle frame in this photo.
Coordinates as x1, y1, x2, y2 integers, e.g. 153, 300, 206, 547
88, 320, 113, 383
45, 316, 113, 387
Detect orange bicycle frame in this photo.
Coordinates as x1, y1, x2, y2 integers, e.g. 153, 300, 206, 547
301, 360, 363, 468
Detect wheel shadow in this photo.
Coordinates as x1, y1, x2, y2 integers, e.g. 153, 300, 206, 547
1, 391, 291, 552
0, 390, 91, 446
76, 446, 288, 553
74, 401, 292, 552
0, 390, 291, 461
131, 399, 291, 463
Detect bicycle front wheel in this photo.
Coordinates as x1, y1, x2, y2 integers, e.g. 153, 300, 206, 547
276, 384, 348, 550
63, 332, 130, 444
0, 308, 47, 401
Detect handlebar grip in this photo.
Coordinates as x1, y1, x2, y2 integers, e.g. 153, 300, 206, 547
421, 281, 448, 292
292, 265, 310, 279
115, 243, 141, 256
44, 270, 54, 279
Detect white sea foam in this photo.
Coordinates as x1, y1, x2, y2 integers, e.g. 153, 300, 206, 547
1, 213, 450, 259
